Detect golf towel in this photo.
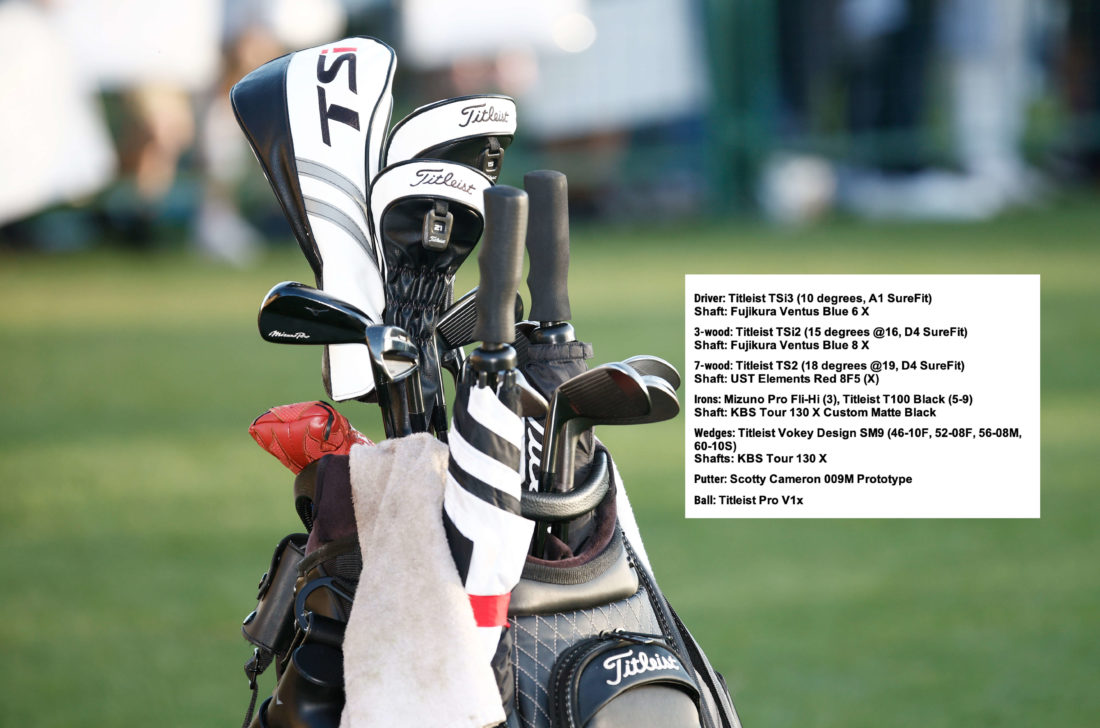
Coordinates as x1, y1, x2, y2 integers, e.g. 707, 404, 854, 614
340, 434, 505, 728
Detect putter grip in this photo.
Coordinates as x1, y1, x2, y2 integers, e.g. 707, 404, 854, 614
475, 186, 528, 345
524, 170, 571, 323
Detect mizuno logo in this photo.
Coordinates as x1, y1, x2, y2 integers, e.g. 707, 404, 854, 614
602, 649, 682, 686
268, 330, 310, 340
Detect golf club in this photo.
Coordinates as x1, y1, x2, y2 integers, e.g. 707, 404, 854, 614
364, 324, 423, 438
258, 281, 422, 439
552, 372, 678, 547
611, 373, 680, 425
436, 288, 523, 352
259, 281, 373, 346
370, 159, 493, 443
622, 354, 682, 391
538, 363, 651, 495
383, 95, 517, 181
533, 363, 651, 553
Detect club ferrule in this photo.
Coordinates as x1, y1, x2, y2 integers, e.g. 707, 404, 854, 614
469, 344, 517, 374
530, 321, 576, 345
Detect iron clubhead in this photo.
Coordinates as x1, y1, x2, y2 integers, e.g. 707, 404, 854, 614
516, 375, 549, 419
622, 354, 682, 392
364, 325, 420, 384
436, 287, 524, 351
364, 324, 423, 438
259, 281, 372, 346
540, 362, 651, 492
615, 373, 680, 425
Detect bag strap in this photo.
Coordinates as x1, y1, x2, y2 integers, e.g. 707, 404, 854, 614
621, 534, 718, 728
240, 648, 265, 728
666, 602, 743, 728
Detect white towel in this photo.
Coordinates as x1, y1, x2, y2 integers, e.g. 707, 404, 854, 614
340, 434, 506, 728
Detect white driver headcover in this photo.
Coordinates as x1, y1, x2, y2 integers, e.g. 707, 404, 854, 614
235, 51, 523, 403
282, 38, 395, 400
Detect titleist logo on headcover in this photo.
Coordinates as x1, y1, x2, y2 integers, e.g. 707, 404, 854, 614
458, 103, 510, 128
602, 649, 682, 686
268, 330, 310, 340
410, 168, 476, 194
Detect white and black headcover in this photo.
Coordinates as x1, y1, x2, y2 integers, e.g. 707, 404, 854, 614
384, 95, 517, 181
231, 37, 396, 401
370, 160, 494, 433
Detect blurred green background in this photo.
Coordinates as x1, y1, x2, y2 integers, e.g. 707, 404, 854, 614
2, 199, 1096, 727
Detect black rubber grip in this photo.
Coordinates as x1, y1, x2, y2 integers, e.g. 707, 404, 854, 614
524, 170, 571, 323
474, 186, 528, 345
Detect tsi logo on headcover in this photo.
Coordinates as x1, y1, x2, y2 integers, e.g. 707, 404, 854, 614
316, 46, 361, 146
602, 648, 683, 686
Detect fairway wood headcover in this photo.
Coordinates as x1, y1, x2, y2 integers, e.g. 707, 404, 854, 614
339, 435, 505, 728
370, 160, 493, 433
231, 37, 396, 401
249, 401, 371, 475
384, 95, 517, 181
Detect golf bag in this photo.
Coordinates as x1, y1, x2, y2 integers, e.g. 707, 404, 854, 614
239, 441, 740, 728
508, 449, 741, 728
231, 33, 740, 728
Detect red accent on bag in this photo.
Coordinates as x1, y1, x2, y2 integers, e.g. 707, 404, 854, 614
249, 401, 371, 474
468, 593, 511, 628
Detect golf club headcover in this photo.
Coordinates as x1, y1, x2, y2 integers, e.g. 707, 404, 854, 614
231, 37, 396, 401
384, 95, 517, 181
249, 401, 371, 475
370, 159, 494, 432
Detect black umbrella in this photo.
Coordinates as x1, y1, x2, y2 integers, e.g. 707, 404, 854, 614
441, 185, 542, 662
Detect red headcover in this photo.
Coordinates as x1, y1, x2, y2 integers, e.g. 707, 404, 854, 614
249, 401, 371, 474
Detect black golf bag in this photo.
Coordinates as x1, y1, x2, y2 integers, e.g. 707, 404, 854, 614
239, 442, 741, 728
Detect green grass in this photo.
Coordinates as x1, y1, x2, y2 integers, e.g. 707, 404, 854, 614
1, 200, 1098, 726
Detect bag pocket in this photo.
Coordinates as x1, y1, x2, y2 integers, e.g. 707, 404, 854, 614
243, 533, 308, 664
549, 631, 702, 728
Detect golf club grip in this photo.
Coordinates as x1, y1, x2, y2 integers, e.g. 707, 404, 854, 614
474, 186, 528, 345
524, 170, 571, 323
